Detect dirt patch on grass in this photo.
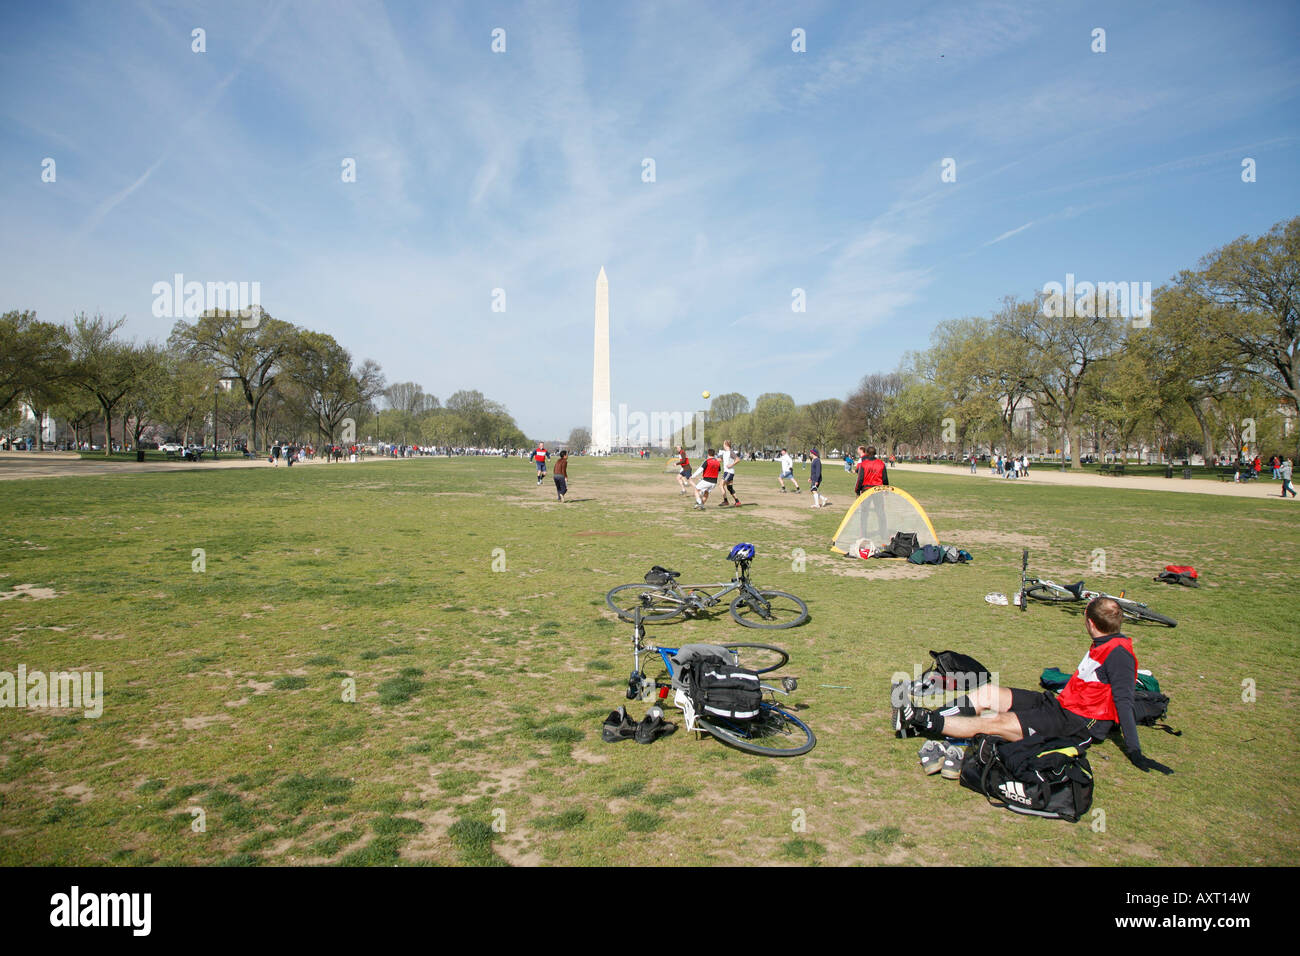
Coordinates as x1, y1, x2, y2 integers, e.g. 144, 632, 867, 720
0, 584, 60, 601
182, 714, 233, 730
942, 529, 1050, 549
816, 556, 935, 579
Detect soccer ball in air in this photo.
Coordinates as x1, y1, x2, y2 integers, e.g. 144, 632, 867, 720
702, 390, 710, 399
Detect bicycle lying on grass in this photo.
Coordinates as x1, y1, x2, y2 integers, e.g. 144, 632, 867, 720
1018, 549, 1177, 627
625, 607, 816, 756
605, 543, 809, 629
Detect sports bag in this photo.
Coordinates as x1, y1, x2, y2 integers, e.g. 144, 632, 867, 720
907, 544, 944, 564
1155, 570, 1198, 587
959, 733, 1094, 822
884, 531, 919, 558
910, 650, 992, 699
681, 658, 761, 722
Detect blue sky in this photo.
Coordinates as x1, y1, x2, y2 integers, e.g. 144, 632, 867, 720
2, 0, 1297, 440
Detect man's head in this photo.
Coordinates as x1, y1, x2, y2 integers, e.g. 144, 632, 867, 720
811, 447, 819, 457
1085, 597, 1124, 637
723, 440, 732, 449
865, 445, 877, 459
707, 448, 716, 457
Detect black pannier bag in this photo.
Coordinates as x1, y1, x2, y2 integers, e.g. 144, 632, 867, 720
686, 661, 762, 721
959, 733, 1095, 822
885, 531, 920, 558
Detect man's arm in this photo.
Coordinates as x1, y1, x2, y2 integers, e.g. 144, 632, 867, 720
880, 464, 889, 486
1102, 647, 1172, 773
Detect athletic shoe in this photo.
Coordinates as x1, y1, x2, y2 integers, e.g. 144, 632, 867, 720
940, 743, 967, 779
890, 681, 914, 738
918, 739, 946, 775
693, 502, 703, 510
780, 487, 786, 493
601, 706, 638, 743
635, 709, 677, 744
718, 500, 730, 507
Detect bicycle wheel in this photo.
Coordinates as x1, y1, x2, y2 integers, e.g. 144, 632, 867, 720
698, 703, 815, 757
719, 642, 789, 674
605, 584, 685, 623
1115, 599, 1177, 628
1024, 583, 1077, 604
729, 589, 809, 629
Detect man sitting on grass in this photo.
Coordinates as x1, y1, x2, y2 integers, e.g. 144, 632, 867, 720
894, 597, 1172, 774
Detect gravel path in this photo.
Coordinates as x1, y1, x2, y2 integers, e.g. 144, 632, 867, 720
890, 461, 1293, 500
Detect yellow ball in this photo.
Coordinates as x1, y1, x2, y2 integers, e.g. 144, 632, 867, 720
702, 390, 710, 399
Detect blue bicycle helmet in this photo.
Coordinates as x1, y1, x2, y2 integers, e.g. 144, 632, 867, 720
728, 542, 756, 562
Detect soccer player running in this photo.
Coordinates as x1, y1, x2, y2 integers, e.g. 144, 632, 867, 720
533, 442, 549, 485
777, 448, 800, 493
691, 449, 723, 510
809, 448, 830, 508
717, 440, 742, 507
894, 597, 1172, 774
671, 446, 692, 495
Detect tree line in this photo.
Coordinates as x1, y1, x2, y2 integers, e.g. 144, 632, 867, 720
0, 309, 526, 454
673, 216, 1298, 466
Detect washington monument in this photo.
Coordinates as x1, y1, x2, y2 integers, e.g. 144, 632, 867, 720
591, 267, 611, 454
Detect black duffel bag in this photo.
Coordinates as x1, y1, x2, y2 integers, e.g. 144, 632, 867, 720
958, 733, 1095, 822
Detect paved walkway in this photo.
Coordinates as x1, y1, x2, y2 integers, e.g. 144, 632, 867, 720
890, 461, 1294, 500
0, 451, 395, 481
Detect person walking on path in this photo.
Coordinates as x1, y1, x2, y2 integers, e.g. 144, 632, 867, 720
969, 453, 977, 474
1281, 458, 1297, 498
553, 450, 569, 501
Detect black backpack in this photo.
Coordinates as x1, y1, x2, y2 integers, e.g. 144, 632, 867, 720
959, 734, 1095, 822
924, 649, 992, 691
885, 531, 920, 558
683, 658, 762, 722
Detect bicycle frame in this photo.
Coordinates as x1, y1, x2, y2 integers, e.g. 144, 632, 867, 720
644, 563, 763, 615
627, 612, 790, 734
1021, 550, 1157, 611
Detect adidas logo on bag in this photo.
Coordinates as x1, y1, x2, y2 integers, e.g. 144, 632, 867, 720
998, 780, 1034, 806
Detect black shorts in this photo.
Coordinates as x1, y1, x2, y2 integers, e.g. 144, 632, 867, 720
1009, 689, 1108, 741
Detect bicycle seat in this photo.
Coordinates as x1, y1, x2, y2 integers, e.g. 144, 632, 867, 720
645, 566, 681, 586
1065, 581, 1086, 600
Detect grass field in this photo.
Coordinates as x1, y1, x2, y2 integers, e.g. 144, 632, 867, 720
1, 457, 1296, 866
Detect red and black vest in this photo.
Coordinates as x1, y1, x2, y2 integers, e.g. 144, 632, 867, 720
858, 458, 885, 487
702, 457, 722, 480
1057, 635, 1137, 721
